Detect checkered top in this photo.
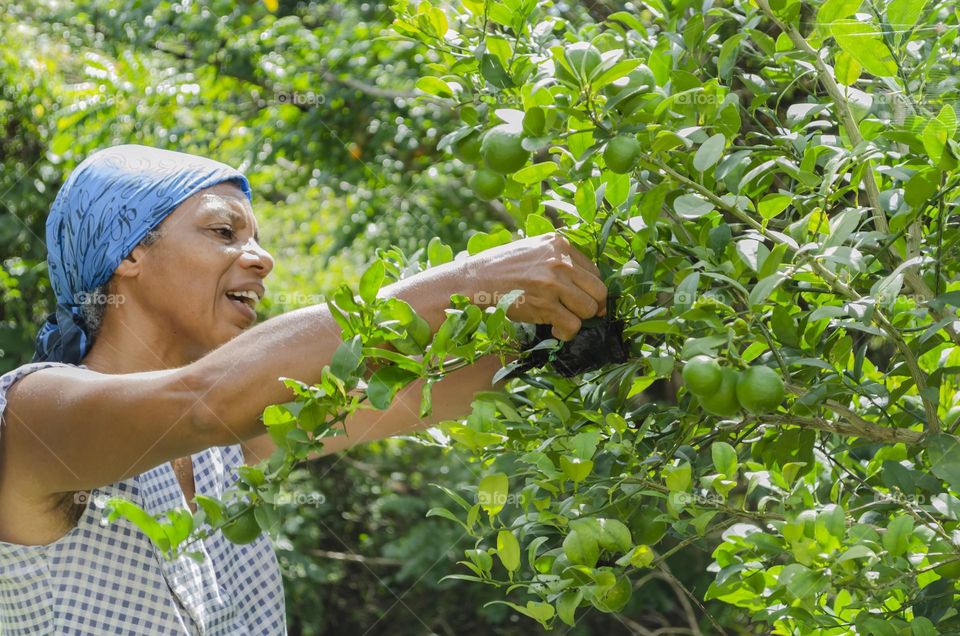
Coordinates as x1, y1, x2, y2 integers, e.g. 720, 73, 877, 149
0, 362, 286, 634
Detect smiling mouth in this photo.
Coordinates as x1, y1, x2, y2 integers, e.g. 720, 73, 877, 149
225, 290, 259, 308
225, 291, 259, 321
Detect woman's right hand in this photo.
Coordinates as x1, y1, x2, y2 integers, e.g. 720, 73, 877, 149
460, 233, 608, 341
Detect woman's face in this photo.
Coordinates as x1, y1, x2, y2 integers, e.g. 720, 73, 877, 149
124, 181, 274, 355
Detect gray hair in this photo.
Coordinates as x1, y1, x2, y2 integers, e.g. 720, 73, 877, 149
80, 227, 164, 337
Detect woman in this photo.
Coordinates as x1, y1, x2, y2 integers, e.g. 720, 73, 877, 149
0, 144, 608, 634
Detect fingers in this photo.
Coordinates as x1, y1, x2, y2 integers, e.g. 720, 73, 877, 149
558, 283, 601, 320
569, 265, 608, 310
549, 305, 583, 341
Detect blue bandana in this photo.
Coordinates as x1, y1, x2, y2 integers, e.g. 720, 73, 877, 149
33, 144, 252, 364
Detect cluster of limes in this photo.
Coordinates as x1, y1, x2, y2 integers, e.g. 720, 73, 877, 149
681, 356, 785, 417
453, 124, 530, 200
455, 41, 647, 201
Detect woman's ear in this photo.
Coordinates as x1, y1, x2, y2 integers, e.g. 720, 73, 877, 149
114, 245, 147, 279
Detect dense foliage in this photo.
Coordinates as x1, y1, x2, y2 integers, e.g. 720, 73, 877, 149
6, 0, 960, 633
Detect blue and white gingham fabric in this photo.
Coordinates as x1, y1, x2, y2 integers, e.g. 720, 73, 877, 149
0, 362, 286, 634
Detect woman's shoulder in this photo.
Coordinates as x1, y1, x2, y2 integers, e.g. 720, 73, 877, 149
0, 361, 82, 408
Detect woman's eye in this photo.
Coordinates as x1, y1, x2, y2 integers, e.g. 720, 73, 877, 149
213, 227, 235, 240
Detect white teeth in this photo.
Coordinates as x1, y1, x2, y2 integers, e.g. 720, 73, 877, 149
226, 290, 260, 305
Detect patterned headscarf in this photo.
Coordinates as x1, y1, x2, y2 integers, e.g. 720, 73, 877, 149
33, 144, 252, 364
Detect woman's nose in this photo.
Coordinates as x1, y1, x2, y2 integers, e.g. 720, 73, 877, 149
241, 238, 275, 276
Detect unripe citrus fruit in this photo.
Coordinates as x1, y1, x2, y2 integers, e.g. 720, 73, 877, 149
698, 367, 741, 417
564, 42, 602, 81
221, 504, 261, 545
470, 168, 505, 200
735, 366, 785, 414
480, 125, 530, 174
682, 355, 722, 396
453, 131, 482, 163
603, 135, 641, 174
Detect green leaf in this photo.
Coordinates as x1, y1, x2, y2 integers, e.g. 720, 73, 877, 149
427, 236, 454, 266
415, 76, 453, 98
512, 161, 557, 185
927, 434, 960, 491
366, 365, 418, 409
628, 544, 655, 567
563, 528, 600, 567
712, 441, 738, 477
674, 193, 715, 218
496, 529, 521, 572
557, 589, 582, 626
693, 133, 725, 171
331, 335, 364, 379
923, 118, 948, 165
748, 272, 786, 308
834, 49, 862, 85
758, 193, 792, 219
886, 0, 927, 28
359, 260, 385, 304
575, 180, 597, 222
596, 518, 633, 552
830, 20, 898, 77
819, 0, 862, 24
478, 472, 509, 516
560, 456, 594, 483
467, 228, 513, 255
486, 600, 554, 627
592, 59, 642, 90
105, 499, 171, 553
882, 515, 914, 557
524, 213, 555, 236
664, 461, 692, 492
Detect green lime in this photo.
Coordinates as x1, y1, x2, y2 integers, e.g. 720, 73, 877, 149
453, 130, 482, 163
698, 368, 741, 417
592, 574, 632, 613
564, 42, 602, 81
470, 168, 505, 200
221, 504, 261, 545
603, 135, 641, 174
480, 125, 530, 174
682, 355, 722, 396
735, 366, 785, 414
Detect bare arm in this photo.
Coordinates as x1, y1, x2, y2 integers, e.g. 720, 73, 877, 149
2, 234, 604, 500
2, 257, 476, 498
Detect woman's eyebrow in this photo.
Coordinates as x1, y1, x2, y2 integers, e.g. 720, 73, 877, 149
205, 206, 260, 242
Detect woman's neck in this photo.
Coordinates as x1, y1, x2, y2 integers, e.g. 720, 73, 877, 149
80, 318, 205, 373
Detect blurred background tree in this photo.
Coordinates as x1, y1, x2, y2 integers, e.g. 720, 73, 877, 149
0, 0, 739, 632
